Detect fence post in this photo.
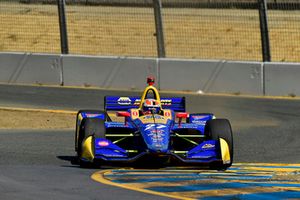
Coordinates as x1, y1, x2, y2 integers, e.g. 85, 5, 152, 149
57, 0, 69, 54
258, 0, 271, 62
153, 0, 166, 58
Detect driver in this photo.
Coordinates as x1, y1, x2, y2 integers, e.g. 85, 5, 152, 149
142, 99, 161, 115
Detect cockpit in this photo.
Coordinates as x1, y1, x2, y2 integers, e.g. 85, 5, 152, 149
138, 77, 163, 115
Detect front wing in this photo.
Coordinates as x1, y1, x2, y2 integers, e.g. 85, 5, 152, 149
80, 136, 231, 166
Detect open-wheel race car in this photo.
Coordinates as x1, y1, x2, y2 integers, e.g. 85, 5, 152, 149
75, 77, 233, 170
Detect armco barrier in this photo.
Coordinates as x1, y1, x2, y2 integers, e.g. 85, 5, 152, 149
265, 62, 300, 96
62, 55, 157, 90
1, 52, 300, 96
159, 59, 263, 95
0, 53, 62, 85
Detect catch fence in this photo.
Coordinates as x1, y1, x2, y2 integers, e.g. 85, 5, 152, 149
1, 0, 300, 62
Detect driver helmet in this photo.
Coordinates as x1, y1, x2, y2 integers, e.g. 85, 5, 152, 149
143, 99, 161, 114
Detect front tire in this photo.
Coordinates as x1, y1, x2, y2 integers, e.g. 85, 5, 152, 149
75, 110, 106, 152
78, 117, 106, 168
205, 119, 233, 170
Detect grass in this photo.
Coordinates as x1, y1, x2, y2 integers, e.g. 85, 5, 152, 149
1, 2, 300, 61
0, 109, 75, 129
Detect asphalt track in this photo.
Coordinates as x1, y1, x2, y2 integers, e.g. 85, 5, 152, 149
0, 84, 299, 199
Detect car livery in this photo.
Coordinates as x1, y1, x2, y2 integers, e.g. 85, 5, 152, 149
75, 77, 233, 169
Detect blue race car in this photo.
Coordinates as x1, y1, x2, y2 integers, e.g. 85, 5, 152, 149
75, 77, 233, 169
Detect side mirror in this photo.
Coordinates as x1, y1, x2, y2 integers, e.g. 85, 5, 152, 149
117, 111, 130, 125
176, 112, 188, 119
117, 111, 131, 117
176, 112, 189, 127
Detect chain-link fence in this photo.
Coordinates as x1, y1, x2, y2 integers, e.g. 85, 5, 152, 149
65, 3, 157, 57
0, 0, 60, 53
267, 2, 300, 62
1, 0, 300, 62
162, 1, 262, 60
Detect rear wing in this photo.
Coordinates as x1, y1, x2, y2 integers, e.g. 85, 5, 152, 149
105, 96, 186, 112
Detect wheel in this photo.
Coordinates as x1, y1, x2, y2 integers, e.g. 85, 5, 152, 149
205, 119, 233, 170
77, 117, 106, 168
75, 110, 107, 152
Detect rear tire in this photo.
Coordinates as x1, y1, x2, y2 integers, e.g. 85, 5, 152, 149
205, 119, 233, 170
78, 117, 106, 168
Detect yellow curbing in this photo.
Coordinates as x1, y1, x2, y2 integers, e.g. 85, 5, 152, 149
0, 106, 77, 114
234, 163, 300, 166
91, 163, 300, 200
91, 170, 195, 200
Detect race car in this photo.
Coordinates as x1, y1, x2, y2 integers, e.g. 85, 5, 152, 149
75, 77, 233, 170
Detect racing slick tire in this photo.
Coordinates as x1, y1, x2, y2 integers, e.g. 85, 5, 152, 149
205, 119, 233, 170
75, 110, 108, 152
77, 117, 106, 168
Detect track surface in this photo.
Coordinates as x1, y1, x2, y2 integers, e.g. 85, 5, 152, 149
0, 84, 299, 199
0, 130, 171, 200
93, 165, 300, 199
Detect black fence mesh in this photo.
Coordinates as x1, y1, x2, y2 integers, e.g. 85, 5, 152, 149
267, 1, 300, 62
162, 1, 262, 60
0, 1, 60, 53
1, 0, 300, 62
65, 3, 157, 57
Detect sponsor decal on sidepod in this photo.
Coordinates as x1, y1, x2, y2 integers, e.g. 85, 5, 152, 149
202, 144, 215, 149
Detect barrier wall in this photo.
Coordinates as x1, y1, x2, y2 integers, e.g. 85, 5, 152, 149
159, 59, 263, 95
63, 55, 157, 90
0, 53, 62, 85
0, 53, 299, 96
0, 53, 26, 83
264, 62, 300, 96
